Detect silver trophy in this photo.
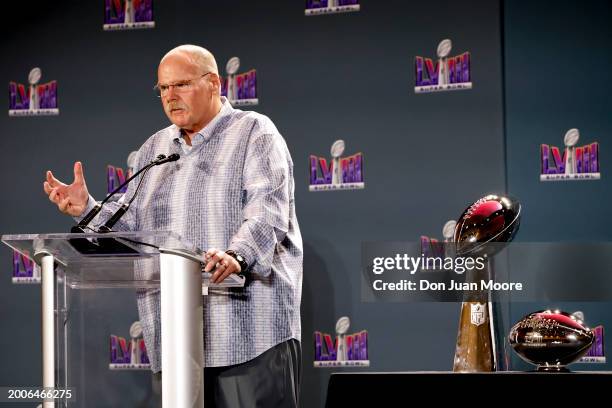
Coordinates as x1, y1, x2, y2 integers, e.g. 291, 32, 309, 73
563, 128, 579, 175
124, 0, 135, 24
28, 67, 42, 111
330, 140, 345, 185
127, 150, 138, 176
226, 57, 240, 102
442, 219, 457, 258
129, 321, 143, 365
335, 316, 350, 362
437, 39, 452, 87
442, 220, 456, 242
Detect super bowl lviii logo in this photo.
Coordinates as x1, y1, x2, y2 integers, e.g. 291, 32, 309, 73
415, 39, 472, 94
421, 220, 456, 261
221, 57, 258, 107
104, 0, 155, 31
305, 0, 360, 16
540, 128, 600, 181
309, 140, 364, 191
314, 317, 369, 367
12, 250, 40, 284
107, 151, 137, 200
9, 68, 59, 117
580, 325, 606, 363
109, 321, 151, 370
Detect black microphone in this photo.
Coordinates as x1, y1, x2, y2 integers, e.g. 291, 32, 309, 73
97, 153, 180, 232
154, 153, 180, 165
71, 154, 168, 233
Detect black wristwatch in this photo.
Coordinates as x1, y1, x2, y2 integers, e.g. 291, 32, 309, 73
225, 250, 248, 273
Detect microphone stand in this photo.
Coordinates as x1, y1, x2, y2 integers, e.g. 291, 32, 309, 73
69, 154, 179, 255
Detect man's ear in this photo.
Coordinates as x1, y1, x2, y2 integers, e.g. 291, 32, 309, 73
210, 73, 221, 94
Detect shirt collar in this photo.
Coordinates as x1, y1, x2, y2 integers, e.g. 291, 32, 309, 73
172, 96, 234, 151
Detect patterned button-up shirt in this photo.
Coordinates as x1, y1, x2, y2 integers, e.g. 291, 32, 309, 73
84, 97, 302, 370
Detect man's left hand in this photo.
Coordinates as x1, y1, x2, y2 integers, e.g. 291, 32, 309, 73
204, 248, 241, 283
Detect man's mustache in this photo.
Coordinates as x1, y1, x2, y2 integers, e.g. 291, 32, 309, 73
168, 103, 187, 111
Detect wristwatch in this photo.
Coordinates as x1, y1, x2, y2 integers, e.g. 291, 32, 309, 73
225, 250, 248, 273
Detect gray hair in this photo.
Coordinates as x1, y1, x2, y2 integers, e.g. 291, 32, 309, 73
161, 44, 219, 75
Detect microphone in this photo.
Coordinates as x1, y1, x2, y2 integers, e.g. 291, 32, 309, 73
71, 154, 177, 233
97, 153, 180, 233
154, 153, 180, 165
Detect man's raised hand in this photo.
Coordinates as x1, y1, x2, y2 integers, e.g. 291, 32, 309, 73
43, 161, 90, 217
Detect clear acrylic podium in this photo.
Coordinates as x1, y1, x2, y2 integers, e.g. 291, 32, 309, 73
2, 231, 245, 408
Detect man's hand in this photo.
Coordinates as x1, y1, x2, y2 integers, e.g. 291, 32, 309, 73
204, 248, 241, 283
43, 162, 90, 217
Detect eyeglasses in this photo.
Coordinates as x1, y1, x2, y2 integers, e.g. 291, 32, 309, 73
154, 72, 212, 97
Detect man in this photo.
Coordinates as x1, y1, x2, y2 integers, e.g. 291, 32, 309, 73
43, 44, 303, 407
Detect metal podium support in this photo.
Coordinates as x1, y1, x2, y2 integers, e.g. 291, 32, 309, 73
160, 249, 204, 407
35, 250, 56, 408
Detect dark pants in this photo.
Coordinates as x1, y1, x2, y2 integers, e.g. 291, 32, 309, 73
153, 339, 301, 407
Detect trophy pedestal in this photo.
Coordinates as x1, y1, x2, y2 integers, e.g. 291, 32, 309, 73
326, 371, 612, 406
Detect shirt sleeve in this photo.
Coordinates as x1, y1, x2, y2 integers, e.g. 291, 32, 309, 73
228, 131, 292, 278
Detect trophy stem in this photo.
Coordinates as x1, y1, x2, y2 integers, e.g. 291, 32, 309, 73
488, 257, 510, 371
452, 258, 495, 372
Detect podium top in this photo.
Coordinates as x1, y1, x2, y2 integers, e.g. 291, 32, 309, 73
2, 231, 196, 261
1, 231, 245, 289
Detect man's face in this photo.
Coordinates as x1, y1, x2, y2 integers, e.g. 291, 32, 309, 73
157, 53, 212, 131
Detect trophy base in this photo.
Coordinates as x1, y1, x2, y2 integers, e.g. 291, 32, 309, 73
535, 365, 570, 373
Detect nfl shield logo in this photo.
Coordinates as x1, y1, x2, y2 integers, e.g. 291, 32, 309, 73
470, 303, 487, 326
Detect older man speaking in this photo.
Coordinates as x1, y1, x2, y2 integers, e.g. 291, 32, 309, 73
43, 44, 303, 407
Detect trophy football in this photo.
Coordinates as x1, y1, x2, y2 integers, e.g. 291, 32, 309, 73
452, 194, 521, 372
508, 310, 594, 372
